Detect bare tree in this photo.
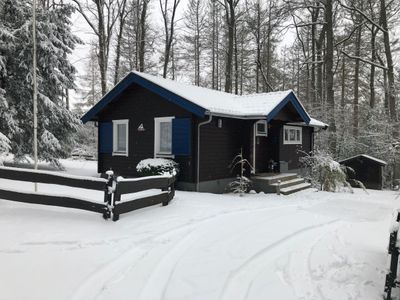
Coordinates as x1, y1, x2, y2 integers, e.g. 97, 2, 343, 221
159, 0, 181, 78
183, 0, 206, 86
380, 0, 397, 130
218, 0, 239, 93
138, 0, 150, 72
114, 0, 129, 85
72, 0, 120, 95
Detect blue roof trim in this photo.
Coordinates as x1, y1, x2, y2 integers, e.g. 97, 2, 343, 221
266, 92, 311, 124
81, 73, 206, 124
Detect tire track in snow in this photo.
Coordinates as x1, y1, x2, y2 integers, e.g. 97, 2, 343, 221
218, 219, 340, 300
70, 203, 303, 300
137, 205, 303, 300
285, 225, 340, 300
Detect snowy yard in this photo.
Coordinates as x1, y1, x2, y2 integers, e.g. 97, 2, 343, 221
0, 160, 398, 300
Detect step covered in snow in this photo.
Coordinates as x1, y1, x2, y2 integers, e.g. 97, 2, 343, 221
280, 182, 312, 195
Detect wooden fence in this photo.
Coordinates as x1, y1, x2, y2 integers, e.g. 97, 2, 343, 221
0, 166, 175, 221
113, 176, 175, 221
384, 210, 400, 300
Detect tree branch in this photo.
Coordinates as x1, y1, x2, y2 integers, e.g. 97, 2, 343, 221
341, 50, 387, 70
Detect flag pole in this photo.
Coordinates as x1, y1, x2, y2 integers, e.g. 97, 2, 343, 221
33, 0, 38, 192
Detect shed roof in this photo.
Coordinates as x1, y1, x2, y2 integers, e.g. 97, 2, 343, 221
339, 154, 387, 166
81, 71, 327, 128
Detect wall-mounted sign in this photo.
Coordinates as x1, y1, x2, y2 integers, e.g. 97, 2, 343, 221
137, 123, 145, 131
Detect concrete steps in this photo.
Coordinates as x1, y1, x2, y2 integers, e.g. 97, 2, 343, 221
280, 182, 312, 195
252, 173, 311, 194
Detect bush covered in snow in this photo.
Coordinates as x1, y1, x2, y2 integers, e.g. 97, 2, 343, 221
300, 150, 352, 192
136, 158, 179, 176
0, 132, 11, 165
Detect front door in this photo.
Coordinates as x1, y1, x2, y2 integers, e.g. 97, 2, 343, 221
253, 121, 280, 173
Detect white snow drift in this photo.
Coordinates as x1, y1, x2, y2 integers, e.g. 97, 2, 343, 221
0, 159, 397, 300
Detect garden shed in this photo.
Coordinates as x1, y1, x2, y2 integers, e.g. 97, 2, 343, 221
339, 154, 387, 190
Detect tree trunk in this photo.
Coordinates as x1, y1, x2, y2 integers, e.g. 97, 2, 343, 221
380, 0, 397, 135
139, 0, 149, 72
211, 0, 216, 89
114, 0, 127, 85
160, 0, 180, 78
353, 17, 362, 138
234, 23, 238, 95
223, 0, 237, 93
325, 0, 336, 153
369, 27, 378, 108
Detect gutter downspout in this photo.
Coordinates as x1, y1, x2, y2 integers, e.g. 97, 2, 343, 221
197, 114, 213, 192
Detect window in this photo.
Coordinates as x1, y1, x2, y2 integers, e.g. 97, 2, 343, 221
283, 125, 302, 145
113, 119, 129, 156
154, 116, 174, 157
255, 120, 268, 136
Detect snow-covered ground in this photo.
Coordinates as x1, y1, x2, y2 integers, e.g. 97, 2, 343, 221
0, 159, 397, 300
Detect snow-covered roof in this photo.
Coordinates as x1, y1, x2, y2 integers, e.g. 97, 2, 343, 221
135, 71, 295, 118
339, 154, 387, 166
81, 71, 326, 127
287, 117, 329, 129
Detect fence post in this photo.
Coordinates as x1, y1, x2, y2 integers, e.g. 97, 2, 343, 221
385, 211, 400, 299
276, 180, 281, 195
112, 176, 120, 222
103, 170, 114, 220
162, 176, 174, 206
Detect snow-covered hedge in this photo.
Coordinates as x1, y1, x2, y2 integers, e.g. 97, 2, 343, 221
300, 150, 352, 192
136, 158, 179, 177
0, 132, 11, 166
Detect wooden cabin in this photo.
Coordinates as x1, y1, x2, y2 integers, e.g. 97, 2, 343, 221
81, 71, 328, 193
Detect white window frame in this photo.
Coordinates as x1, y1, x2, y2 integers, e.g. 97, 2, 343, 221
154, 116, 175, 158
255, 120, 268, 137
112, 119, 129, 156
283, 125, 302, 145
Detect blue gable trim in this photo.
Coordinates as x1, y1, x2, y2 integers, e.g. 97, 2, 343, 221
266, 92, 311, 124
81, 73, 206, 124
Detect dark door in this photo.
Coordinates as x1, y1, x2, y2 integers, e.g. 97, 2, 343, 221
253, 122, 280, 173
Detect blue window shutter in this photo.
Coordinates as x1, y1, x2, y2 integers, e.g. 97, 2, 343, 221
99, 122, 113, 154
172, 118, 191, 156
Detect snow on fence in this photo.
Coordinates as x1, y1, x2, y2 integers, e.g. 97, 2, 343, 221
112, 176, 175, 221
0, 166, 175, 221
384, 210, 400, 300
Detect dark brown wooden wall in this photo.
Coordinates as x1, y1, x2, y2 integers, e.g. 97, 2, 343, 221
97, 83, 196, 182
198, 117, 252, 181
279, 125, 313, 170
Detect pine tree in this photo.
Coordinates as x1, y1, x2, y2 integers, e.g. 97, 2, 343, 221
0, 0, 81, 165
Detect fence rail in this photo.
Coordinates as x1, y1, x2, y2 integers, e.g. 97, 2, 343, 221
0, 166, 175, 221
384, 210, 400, 300
112, 176, 175, 221
0, 166, 107, 190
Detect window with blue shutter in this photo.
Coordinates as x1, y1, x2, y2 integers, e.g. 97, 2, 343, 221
172, 118, 191, 156
99, 122, 113, 154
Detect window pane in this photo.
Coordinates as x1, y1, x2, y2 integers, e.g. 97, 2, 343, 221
296, 130, 300, 141
159, 121, 172, 153
257, 123, 265, 133
289, 129, 296, 141
285, 129, 288, 141
117, 124, 126, 151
